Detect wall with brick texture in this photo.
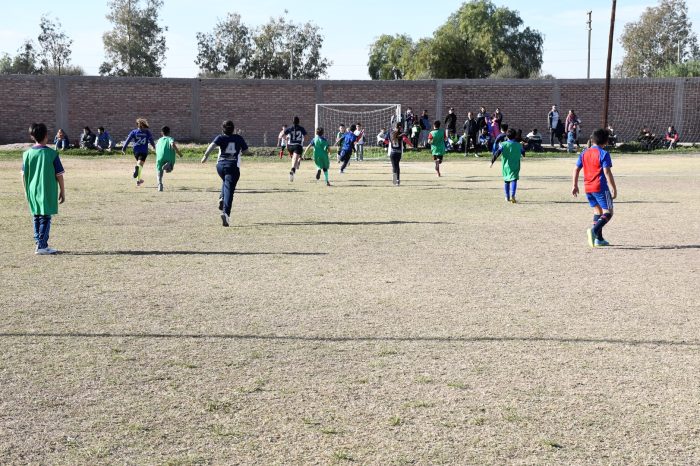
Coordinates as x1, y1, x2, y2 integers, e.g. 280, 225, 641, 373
0, 75, 697, 146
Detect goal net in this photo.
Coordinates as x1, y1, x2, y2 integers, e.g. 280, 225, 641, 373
315, 104, 401, 159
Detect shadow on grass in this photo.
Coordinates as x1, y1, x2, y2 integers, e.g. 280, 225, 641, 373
612, 245, 700, 250
254, 220, 452, 227
175, 187, 301, 194
521, 200, 680, 205
61, 250, 327, 256
1, 332, 697, 347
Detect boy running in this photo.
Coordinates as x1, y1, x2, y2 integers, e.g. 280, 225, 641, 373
155, 126, 183, 192
303, 127, 331, 186
490, 128, 525, 203
285, 116, 307, 182
427, 120, 447, 176
201, 120, 252, 227
337, 124, 358, 174
572, 128, 618, 247
22, 123, 66, 255
122, 118, 156, 186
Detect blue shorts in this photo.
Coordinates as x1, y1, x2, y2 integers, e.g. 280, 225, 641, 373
586, 190, 613, 210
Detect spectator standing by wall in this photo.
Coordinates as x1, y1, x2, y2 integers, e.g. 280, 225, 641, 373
444, 107, 457, 139
566, 110, 581, 149
419, 110, 430, 148
462, 112, 479, 155
548, 105, 564, 148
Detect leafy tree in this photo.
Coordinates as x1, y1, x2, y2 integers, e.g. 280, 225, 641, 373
37, 15, 73, 75
195, 13, 330, 79
367, 34, 415, 80
100, 0, 168, 77
656, 59, 700, 77
618, 0, 699, 77
0, 40, 40, 75
367, 0, 543, 80
195, 13, 251, 77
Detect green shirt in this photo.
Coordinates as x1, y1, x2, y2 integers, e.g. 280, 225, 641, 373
156, 136, 176, 163
430, 129, 446, 156
312, 136, 329, 158
23, 145, 64, 216
498, 140, 524, 182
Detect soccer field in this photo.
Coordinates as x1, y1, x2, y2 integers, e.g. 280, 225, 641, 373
1, 155, 699, 464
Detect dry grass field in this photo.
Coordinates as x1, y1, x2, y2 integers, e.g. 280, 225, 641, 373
0, 154, 699, 465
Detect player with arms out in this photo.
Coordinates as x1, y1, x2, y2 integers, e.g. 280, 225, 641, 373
155, 126, 183, 192
303, 127, 332, 186
490, 128, 525, 203
122, 118, 156, 187
386, 123, 413, 186
427, 120, 447, 177
337, 124, 358, 174
572, 128, 618, 247
285, 116, 307, 182
201, 120, 252, 227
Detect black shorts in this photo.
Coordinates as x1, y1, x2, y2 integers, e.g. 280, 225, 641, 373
433, 155, 444, 163
288, 144, 303, 155
134, 153, 148, 162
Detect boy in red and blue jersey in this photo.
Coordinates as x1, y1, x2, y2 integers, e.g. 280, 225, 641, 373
572, 128, 618, 247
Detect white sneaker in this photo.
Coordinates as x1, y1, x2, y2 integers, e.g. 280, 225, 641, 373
35, 247, 58, 255
289, 171, 294, 182
221, 213, 230, 227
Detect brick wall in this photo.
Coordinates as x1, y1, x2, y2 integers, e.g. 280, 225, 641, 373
0, 75, 697, 145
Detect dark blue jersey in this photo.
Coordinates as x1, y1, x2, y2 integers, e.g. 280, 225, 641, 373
284, 125, 307, 146
123, 129, 155, 154
212, 133, 248, 165
341, 131, 357, 152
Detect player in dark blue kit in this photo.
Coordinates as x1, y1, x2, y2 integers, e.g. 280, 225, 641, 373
122, 118, 156, 187
337, 124, 358, 174
201, 120, 252, 227
285, 116, 307, 182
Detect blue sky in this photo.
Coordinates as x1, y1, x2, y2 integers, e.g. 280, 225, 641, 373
2, 0, 699, 79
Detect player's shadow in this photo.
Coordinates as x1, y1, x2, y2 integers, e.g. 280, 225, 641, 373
255, 220, 452, 227
176, 187, 300, 194
62, 250, 327, 256
1, 332, 698, 348
612, 245, 700, 250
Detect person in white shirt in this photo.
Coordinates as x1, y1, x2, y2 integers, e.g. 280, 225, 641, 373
354, 123, 366, 161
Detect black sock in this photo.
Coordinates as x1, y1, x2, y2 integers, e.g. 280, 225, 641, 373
592, 213, 612, 238
593, 214, 603, 239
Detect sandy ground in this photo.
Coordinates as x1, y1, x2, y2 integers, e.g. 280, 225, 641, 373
0, 155, 699, 465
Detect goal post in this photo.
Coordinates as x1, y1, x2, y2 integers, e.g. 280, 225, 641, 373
315, 103, 401, 158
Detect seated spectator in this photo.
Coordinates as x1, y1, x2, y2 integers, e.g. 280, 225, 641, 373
477, 127, 492, 155
524, 128, 543, 152
80, 126, 97, 149
638, 126, 656, 151
376, 128, 388, 148
54, 129, 70, 150
664, 125, 679, 149
606, 124, 617, 147
95, 126, 114, 152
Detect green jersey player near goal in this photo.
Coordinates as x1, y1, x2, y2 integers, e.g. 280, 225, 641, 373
428, 120, 447, 177
303, 127, 331, 186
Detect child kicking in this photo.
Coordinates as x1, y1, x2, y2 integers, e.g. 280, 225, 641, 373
572, 128, 618, 247
490, 128, 525, 203
303, 127, 331, 186
427, 120, 447, 176
22, 123, 66, 255
155, 126, 183, 192
122, 117, 156, 186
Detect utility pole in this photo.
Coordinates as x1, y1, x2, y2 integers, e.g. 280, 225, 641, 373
603, 0, 616, 128
290, 43, 293, 80
678, 39, 682, 63
587, 11, 593, 79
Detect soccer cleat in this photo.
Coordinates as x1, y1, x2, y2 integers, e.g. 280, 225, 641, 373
218, 197, 223, 211
132, 166, 139, 178
474, 153, 480, 158
289, 171, 294, 182
35, 247, 58, 255
136, 179, 145, 186
586, 228, 596, 248
326, 181, 331, 187
506, 197, 511, 202
396, 179, 400, 186
316, 170, 321, 181
339, 169, 344, 174
595, 238, 610, 247
392, 173, 397, 185
158, 183, 164, 192
510, 198, 517, 204
221, 212, 230, 227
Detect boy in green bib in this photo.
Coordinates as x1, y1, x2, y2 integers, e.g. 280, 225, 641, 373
22, 123, 66, 255
490, 128, 525, 203
303, 127, 331, 186
155, 126, 183, 192
428, 120, 447, 177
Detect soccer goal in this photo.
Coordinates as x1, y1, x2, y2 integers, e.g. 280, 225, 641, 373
315, 103, 401, 159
